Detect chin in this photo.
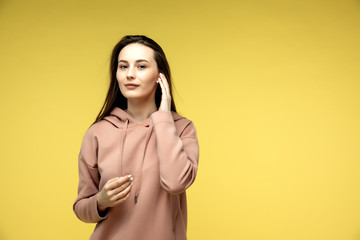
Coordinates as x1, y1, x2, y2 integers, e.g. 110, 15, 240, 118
120, 86, 156, 101
122, 92, 145, 100
120, 88, 137, 98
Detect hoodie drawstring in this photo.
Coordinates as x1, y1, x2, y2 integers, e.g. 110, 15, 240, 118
120, 118, 129, 176
134, 123, 153, 204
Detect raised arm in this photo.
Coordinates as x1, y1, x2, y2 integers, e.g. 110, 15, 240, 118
151, 111, 199, 194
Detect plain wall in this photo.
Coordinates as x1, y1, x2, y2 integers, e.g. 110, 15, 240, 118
0, 0, 359, 239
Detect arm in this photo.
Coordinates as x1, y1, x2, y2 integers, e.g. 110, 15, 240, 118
151, 111, 199, 194
73, 154, 108, 223
73, 129, 107, 223
73, 127, 134, 223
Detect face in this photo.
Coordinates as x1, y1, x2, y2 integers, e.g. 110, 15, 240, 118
116, 43, 159, 103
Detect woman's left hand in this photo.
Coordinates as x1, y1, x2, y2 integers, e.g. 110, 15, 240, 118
158, 73, 171, 112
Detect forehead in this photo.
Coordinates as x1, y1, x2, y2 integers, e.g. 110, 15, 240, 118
118, 43, 155, 61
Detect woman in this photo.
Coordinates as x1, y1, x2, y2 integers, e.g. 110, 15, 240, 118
73, 35, 199, 240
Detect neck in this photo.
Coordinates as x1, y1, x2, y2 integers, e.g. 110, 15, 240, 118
126, 99, 158, 123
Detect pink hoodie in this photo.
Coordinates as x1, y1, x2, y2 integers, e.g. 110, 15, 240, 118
73, 107, 199, 240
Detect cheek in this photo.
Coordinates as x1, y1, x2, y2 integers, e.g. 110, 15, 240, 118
116, 71, 128, 86
116, 71, 125, 92
143, 71, 158, 83
116, 70, 122, 81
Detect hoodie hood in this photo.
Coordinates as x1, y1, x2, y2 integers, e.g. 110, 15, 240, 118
103, 107, 184, 128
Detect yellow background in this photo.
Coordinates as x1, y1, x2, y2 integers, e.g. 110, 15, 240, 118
1, 0, 359, 239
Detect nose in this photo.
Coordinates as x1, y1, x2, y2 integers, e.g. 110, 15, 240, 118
126, 65, 135, 80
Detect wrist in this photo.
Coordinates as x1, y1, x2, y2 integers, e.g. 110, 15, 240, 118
96, 194, 107, 213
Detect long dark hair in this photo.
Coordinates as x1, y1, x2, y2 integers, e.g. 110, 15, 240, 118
94, 35, 177, 124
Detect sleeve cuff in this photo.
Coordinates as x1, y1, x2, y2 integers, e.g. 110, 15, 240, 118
90, 194, 108, 221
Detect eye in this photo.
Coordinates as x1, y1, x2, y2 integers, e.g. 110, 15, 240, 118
119, 65, 127, 69
138, 65, 146, 69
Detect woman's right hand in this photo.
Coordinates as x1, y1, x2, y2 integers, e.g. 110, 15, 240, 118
96, 175, 133, 214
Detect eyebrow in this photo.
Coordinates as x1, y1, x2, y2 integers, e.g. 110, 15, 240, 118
118, 59, 149, 63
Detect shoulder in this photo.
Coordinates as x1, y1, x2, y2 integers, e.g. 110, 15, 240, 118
172, 112, 198, 138
81, 119, 117, 144
171, 111, 193, 128
79, 119, 118, 164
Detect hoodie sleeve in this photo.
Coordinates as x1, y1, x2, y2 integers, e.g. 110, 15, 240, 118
73, 127, 108, 223
151, 110, 199, 194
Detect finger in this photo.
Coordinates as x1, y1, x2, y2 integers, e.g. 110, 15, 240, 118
106, 177, 120, 184
158, 75, 167, 98
161, 73, 171, 98
159, 73, 170, 98
113, 190, 132, 206
110, 180, 132, 196
105, 175, 132, 190
104, 177, 121, 190
106, 175, 131, 184
162, 73, 171, 96
112, 183, 133, 202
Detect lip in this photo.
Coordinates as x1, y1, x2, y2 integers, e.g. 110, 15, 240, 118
125, 84, 140, 89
